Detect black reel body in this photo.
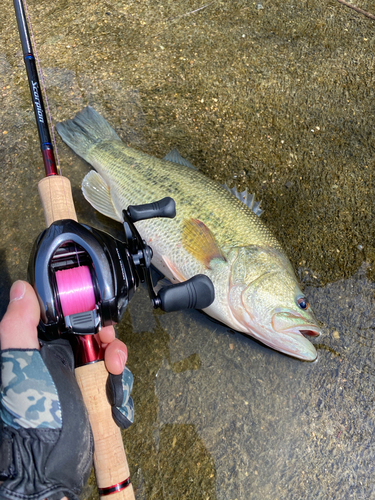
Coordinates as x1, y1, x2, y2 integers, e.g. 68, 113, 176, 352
29, 219, 137, 336
28, 197, 215, 338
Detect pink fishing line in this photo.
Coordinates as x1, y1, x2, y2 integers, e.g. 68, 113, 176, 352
55, 266, 96, 316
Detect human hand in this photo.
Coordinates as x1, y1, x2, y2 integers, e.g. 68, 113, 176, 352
0, 280, 128, 371
0, 281, 134, 500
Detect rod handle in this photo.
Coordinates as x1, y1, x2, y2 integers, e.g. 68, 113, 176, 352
75, 362, 135, 500
38, 175, 77, 225
38, 175, 135, 499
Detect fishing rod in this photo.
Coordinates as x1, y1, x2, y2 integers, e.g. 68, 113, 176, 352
13, 0, 58, 177
12, 0, 215, 498
12, 0, 136, 497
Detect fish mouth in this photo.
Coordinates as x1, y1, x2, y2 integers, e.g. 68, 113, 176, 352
270, 311, 322, 361
300, 329, 320, 338
272, 311, 322, 337
279, 324, 322, 339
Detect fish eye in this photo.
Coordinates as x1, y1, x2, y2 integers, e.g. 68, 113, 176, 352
297, 297, 309, 310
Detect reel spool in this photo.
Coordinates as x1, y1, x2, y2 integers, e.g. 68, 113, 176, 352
29, 196, 215, 363
55, 266, 96, 317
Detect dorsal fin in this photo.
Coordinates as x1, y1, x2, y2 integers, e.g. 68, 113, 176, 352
163, 148, 197, 170
223, 184, 263, 216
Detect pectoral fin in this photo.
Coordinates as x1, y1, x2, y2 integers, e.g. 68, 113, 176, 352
82, 170, 122, 222
182, 218, 226, 268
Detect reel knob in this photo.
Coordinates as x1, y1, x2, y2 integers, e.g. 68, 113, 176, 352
155, 274, 215, 312
127, 196, 176, 222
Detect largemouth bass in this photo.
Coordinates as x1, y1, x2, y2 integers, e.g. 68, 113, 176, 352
56, 106, 321, 361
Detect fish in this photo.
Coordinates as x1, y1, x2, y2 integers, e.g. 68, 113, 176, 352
56, 106, 321, 361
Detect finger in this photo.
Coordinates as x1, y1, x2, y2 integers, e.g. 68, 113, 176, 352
0, 281, 40, 350
104, 338, 128, 375
98, 325, 116, 345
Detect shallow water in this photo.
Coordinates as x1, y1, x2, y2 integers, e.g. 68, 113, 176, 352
0, 0, 374, 498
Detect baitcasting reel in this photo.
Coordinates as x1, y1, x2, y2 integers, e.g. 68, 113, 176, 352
29, 197, 215, 340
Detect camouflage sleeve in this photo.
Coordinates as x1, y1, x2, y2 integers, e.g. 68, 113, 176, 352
106, 366, 134, 429
0, 340, 93, 500
0, 349, 62, 430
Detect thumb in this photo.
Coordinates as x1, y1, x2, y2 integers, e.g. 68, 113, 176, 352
0, 281, 40, 350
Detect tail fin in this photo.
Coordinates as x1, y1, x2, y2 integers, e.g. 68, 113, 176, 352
56, 106, 121, 162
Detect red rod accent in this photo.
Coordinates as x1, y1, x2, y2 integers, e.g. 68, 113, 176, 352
98, 478, 131, 496
74, 335, 104, 366
42, 146, 58, 176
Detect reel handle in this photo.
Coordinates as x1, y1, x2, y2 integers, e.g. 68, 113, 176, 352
127, 196, 176, 222
122, 200, 215, 314
38, 175, 135, 500
156, 274, 215, 312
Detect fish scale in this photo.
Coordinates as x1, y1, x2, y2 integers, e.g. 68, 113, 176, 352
88, 141, 281, 251
56, 106, 321, 361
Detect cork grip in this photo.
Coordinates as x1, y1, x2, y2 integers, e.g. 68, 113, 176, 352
75, 362, 135, 499
38, 175, 135, 499
38, 176, 78, 226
